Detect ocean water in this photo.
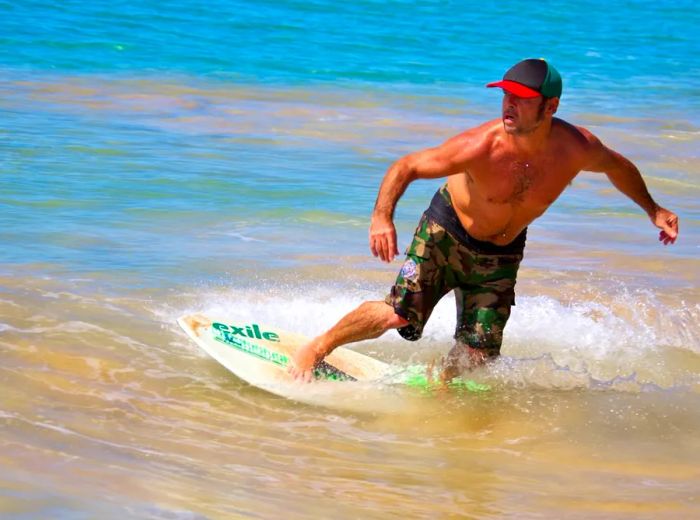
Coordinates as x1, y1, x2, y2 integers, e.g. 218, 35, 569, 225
1, 1, 699, 518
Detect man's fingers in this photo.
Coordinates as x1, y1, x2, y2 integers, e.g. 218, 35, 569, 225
387, 232, 398, 261
380, 230, 398, 263
378, 239, 388, 262
659, 230, 676, 246
369, 219, 398, 263
654, 209, 679, 246
663, 221, 678, 239
370, 236, 387, 260
372, 237, 385, 261
370, 232, 397, 262
668, 217, 679, 240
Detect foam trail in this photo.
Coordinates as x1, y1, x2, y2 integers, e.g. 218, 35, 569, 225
161, 282, 700, 394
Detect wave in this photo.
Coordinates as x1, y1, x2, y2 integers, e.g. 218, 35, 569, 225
162, 282, 700, 395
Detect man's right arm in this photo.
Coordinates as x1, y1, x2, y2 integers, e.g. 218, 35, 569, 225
369, 128, 484, 262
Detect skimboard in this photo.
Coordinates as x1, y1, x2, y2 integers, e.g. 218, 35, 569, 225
177, 313, 391, 393
177, 313, 489, 401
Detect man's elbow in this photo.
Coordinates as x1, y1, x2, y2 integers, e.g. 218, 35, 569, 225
394, 155, 420, 182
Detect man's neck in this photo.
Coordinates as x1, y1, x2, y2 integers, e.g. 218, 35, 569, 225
505, 119, 553, 155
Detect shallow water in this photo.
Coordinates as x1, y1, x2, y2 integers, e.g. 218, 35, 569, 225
2, 1, 700, 518
1, 265, 699, 518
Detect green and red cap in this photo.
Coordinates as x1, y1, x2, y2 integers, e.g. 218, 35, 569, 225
487, 58, 562, 98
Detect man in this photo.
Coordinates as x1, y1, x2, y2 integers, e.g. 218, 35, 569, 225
289, 58, 679, 383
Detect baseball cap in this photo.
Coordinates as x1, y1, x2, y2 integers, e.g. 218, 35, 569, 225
487, 58, 562, 98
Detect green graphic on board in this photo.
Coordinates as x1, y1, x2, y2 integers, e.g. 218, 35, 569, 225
401, 366, 490, 393
213, 326, 289, 367
211, 324, 355, 382
212, 322, 280, 342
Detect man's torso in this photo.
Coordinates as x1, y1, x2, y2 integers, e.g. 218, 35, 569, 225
447, 118, 590, 245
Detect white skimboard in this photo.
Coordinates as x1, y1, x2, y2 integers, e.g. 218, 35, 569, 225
177, 313, 391, 398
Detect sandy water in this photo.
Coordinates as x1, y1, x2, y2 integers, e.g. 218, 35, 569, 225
1, 264, 698, 518
1, 65, 699, 518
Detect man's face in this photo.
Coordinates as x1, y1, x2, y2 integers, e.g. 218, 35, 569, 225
501, 91, 548, 135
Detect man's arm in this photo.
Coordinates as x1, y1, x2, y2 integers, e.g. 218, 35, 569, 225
582, 131, 679, 245
370, 130, 482, 262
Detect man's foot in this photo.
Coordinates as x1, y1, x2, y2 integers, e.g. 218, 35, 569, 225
439, 344, 490, 383
288, 338, 326, 382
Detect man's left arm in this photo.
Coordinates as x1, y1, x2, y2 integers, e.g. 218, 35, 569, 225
582, 133, 679, 245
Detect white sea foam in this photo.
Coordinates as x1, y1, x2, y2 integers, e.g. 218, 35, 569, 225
163, 282, 700, 393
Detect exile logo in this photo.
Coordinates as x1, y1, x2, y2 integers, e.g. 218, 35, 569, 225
212, 322, 280, 342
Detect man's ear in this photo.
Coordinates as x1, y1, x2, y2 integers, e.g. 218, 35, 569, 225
547, 97, 560, 116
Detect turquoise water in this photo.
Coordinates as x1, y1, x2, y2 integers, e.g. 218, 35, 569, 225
1, 1, 699, 518
3, 1, 699, 99
1, 0, 699, 285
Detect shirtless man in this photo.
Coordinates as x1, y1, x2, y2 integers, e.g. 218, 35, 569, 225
289, 58, 679, 382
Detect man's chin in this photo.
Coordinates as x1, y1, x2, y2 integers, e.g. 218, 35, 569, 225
503, 119, 539, 135
502, 120, 518, 134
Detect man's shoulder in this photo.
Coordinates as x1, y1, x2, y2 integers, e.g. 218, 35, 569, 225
429, 120, 500, 169
552, 118, 599, 148
449, 119, 501, 151
551, 118, 607, 169
471, 119, 502, 139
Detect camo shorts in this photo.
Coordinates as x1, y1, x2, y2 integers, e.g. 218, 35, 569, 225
385, 186, 526, 357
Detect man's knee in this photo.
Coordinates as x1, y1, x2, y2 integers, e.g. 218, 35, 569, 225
386, 311, 409, 329
359, 301, 409, 330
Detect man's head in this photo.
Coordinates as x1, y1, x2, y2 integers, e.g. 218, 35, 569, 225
487, 58, 562, 135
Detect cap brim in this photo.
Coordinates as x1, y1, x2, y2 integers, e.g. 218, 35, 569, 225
486, 80, 541, 98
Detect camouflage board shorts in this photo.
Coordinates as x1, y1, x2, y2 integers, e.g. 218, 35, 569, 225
385, 184, 527, 357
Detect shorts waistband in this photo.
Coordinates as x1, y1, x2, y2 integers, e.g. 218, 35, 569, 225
424, 184, 527, 255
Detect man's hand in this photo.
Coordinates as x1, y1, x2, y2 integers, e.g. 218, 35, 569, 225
287, 342, 324, 383
651, 206, 679, 245
369, 214, 399, 263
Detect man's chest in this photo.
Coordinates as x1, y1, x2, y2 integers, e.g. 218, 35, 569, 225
469, 155, 577, 206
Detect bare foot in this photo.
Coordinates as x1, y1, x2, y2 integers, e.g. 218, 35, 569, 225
439, 344, 489, 383
288, 339, 325, 383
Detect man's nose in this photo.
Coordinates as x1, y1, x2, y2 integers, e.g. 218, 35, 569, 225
504, 92, 518, 106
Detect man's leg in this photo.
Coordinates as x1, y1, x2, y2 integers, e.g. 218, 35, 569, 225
289, 301, 408, 381
290, 211, 447, 381
439, 285, 513, 382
